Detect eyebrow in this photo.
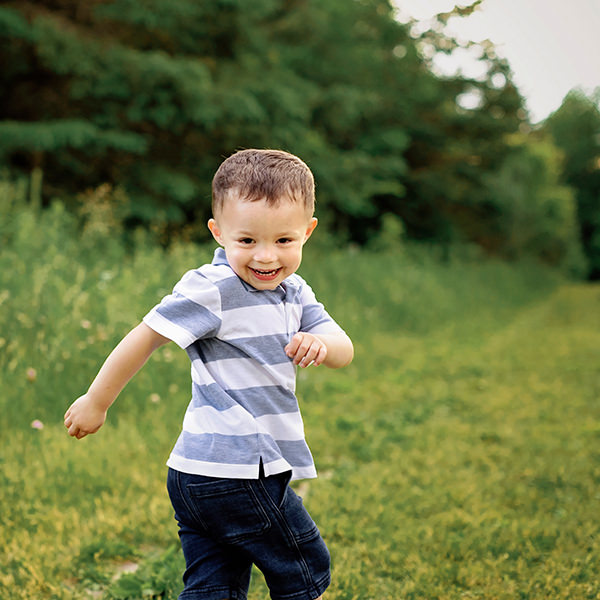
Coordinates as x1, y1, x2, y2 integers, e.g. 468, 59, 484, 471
234, 229, 298, 237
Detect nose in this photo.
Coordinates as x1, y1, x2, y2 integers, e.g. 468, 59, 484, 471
253, 244, 276, 263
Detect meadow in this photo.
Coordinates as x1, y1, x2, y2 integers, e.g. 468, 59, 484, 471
1, 183, 599, 599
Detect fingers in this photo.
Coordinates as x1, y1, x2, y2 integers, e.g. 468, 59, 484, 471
312, 345, 327, 366
297, 340, 325, 367
65, 418, 82, 439
66, 422, 89, 439
285, 333, 327, 367
64, 408, 89, 439
64, 409, 74, 435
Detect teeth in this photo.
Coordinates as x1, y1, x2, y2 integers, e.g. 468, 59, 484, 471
254, 268, 277, 274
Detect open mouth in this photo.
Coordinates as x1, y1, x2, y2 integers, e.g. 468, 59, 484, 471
250, 267, 282, 281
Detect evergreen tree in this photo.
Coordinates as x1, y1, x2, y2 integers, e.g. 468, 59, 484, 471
0, 0, 414, 239
0, 0, 566, 264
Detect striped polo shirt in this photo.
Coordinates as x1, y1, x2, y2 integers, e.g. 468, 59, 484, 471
143, 248, 344, 480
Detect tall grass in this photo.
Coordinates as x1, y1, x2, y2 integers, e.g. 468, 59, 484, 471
2, 181, 598, 599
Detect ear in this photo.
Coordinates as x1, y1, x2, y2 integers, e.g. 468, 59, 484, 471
207, 219, 223, 245
303, 217, 318, 243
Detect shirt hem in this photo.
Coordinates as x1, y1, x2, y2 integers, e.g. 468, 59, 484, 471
166, 455, 317, 481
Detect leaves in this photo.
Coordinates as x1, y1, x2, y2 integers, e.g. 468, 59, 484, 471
0, 0, 588, 269
544, 89, 600, 278
0, 120, 148, 155
107, 547, 183, 600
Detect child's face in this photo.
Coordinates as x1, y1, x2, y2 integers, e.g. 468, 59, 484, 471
208, 196, 317, 290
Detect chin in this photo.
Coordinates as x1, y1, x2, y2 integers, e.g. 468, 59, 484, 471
254, 280, 282, 291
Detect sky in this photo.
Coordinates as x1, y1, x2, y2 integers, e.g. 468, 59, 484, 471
394, 0, 600, 123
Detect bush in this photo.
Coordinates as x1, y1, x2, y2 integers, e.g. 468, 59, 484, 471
480, 134, 586, 275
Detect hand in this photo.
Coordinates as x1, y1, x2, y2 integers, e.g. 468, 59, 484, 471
64, 394, 107, 440
285, 332, 327, 368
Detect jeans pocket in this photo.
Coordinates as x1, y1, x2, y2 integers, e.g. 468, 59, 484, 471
187, 479, 271, 543
280, 487, 321, 544
261, 470, 292, 510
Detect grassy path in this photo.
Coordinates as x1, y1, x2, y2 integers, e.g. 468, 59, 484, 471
286, 283, 600, 599
1, 283, 598, 599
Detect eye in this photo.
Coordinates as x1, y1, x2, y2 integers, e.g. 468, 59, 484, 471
238, 238, 254, 244
277, 237, 293, 244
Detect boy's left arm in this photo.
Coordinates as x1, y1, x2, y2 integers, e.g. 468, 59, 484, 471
285, 331, 353, 369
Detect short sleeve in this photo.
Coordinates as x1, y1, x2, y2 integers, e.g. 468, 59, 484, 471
297, 278, 345, 335
143, 269, 222, 349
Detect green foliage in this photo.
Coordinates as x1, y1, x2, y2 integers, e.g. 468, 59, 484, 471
0, 5, 32, 39
544, 89, 600, 278
0, 0, 551, 261
0, 120, 147, 156
2, 184, 600, 599
479, 133, 586, 274
0, 0, 416, 238
398, 6, 527, 247
2, 0, 589, 275
107, 546, 182, 600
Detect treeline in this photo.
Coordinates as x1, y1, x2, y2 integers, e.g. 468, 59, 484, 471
0, 0, 598, 276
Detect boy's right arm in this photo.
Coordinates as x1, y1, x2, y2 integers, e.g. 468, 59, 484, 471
64, 322, 170, 440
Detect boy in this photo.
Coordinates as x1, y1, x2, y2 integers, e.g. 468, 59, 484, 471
64, 149, 354, 600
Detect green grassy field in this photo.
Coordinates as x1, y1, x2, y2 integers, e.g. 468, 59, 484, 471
1, 190, 599, 599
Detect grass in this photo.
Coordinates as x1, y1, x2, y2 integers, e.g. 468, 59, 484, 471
1, 184, 599, 599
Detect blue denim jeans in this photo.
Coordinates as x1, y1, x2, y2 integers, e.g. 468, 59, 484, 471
167, 468, 331, 600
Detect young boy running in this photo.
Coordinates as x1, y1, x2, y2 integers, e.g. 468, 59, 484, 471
64, 149, 354, 600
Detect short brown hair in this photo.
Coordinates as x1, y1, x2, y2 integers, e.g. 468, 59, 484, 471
212, 149, 315, 215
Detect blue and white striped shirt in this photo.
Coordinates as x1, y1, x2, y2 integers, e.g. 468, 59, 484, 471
143, 248, 344, 480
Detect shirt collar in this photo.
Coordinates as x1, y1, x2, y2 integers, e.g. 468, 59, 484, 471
212, 247, 229, 266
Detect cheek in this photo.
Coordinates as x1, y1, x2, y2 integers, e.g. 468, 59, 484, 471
229, 250, 248, 265
222, 247, 245, 267
286, 248, 303, 267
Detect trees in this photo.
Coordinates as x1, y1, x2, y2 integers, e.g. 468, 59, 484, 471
544, 90, 600, 278
398, 6, 527, 247
0, 0, 587, 270
480, 133, 585, 273
0, 0, 414, 240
